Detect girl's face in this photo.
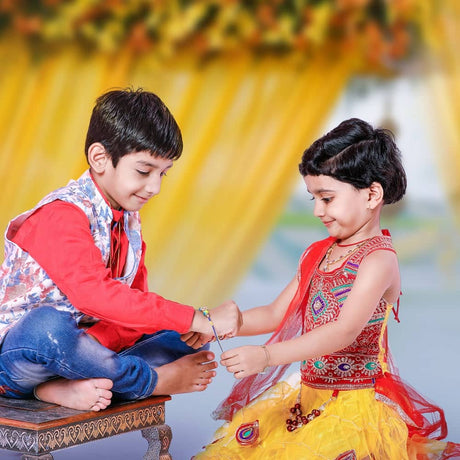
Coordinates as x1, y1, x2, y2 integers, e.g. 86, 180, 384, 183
304, 174, 378, 243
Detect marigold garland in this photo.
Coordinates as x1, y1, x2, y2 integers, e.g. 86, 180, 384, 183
0, 0, 430, 70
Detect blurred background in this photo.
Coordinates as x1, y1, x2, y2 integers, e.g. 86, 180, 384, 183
0, 1, 459, 459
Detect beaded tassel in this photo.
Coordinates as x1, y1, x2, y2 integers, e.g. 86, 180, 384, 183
285, 390, 339, 432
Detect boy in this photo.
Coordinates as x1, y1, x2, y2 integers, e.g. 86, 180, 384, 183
0, 88, 241, 411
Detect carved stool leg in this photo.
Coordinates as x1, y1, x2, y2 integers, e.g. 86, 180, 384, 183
141, 427, 161, 460
141, 424, 172, 460
21, 454, 53, 459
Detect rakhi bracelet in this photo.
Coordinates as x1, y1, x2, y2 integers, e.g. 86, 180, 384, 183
260, 345, 271, 374
199, 307, 224, 352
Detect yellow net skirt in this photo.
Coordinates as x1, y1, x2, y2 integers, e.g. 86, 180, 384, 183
194, 373, 451, 460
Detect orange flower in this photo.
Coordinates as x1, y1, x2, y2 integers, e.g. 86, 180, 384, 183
191, 32, 209, 56
128, 22, 152, 53
388, 22, 410, 59
257, 4, 277, 29
13, 15, 42, 35
0, 0, 15, 13
336, 0, 370, 12
364, 21, 388, 66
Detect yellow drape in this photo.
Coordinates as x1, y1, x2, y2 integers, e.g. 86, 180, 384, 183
0, 40, 351, 306
421, 0, 460, 227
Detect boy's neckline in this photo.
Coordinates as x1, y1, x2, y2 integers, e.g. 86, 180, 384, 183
89, 170, 124, 215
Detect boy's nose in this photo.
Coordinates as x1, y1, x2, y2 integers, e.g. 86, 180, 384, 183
145, 175, 162, 196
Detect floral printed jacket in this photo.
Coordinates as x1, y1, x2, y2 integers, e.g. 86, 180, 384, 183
0, 170, 143, 344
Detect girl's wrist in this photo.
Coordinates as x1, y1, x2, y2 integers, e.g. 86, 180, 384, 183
260, 345, 271, 374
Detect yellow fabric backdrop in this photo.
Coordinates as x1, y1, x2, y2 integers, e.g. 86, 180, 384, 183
0, 40, 351, 306
422, 0, 460, 227
0, 0, 457, 308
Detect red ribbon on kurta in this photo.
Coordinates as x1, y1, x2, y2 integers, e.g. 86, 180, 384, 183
109, 208, 129, 278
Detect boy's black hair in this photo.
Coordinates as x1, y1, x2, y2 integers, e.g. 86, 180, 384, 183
299, 118, 407, 204
85, 88, 183, 167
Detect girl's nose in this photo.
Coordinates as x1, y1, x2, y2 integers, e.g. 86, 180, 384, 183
313, 200, 324, 217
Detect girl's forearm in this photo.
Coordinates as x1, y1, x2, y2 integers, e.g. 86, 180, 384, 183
238, 276, 299, 337
238, 305, 282, 336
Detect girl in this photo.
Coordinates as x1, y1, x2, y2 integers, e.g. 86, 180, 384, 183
192, 118, 460, 459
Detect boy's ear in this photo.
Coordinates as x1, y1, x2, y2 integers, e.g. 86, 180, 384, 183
368, 182, 384, 209
87, 143, 109, 173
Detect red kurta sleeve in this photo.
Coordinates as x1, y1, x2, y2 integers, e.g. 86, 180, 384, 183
85, 240, 150, 351
12, 201, 195, 342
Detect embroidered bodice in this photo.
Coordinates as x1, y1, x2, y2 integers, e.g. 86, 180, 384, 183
301, 236, 395, 390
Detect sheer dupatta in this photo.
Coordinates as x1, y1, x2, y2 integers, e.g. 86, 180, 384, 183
212, 237, 334, 421
211, 232, 460, 458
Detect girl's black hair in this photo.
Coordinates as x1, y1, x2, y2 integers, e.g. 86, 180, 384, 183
299, 118, 407, 204
85, 88, 183, 167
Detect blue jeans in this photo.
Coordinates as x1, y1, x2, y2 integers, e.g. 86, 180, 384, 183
0, 307, 203, 400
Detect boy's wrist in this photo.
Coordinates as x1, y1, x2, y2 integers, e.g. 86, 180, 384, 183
190, 310, 210, 334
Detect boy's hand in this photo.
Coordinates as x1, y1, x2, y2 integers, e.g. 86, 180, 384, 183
189, 300, 242, 338
209, 300, 242, 338
180, 331, 213, 349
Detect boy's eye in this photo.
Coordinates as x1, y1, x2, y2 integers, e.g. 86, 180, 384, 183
136, 170, 149, 176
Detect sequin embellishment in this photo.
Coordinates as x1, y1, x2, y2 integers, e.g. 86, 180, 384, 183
235, 420, 259, 446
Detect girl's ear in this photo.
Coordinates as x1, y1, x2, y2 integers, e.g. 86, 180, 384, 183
368, 182, 384, 209
87, 143, 109, 173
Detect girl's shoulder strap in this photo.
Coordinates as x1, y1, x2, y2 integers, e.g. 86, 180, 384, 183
347, 233, 401, 323
350, 234, 395, 265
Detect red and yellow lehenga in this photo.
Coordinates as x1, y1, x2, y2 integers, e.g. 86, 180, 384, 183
195, 234, 460, 460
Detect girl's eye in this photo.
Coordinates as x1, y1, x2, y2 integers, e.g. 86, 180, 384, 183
136, 170, 149, 176
160, 171, 168, 177
309, 196, 332, 203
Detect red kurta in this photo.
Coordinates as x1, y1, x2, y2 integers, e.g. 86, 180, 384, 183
12, 200, 194, 352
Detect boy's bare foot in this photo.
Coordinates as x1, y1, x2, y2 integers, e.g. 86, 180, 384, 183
35, 378, 113, 411
153, 351, 217, 395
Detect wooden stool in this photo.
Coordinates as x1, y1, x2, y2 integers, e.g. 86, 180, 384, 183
0, 395, 172, 459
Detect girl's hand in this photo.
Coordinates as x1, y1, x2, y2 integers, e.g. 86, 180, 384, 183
180, 332, 213, 349
220, 345, 269, 379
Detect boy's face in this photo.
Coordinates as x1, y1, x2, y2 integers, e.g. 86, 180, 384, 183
96, 150, 173, 211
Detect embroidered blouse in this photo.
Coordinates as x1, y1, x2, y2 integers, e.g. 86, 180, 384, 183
301, 236, 395, 390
